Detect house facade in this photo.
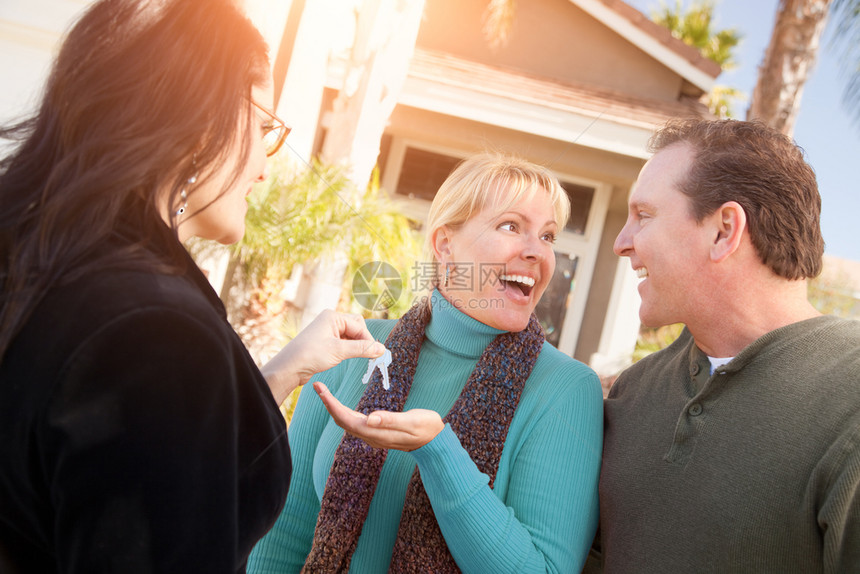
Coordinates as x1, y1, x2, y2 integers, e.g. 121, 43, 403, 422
0, 0, 719, 375
267, 0, 718, 374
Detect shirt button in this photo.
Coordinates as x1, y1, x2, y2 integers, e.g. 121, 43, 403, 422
690, 363, 700, 376
689, 403, 703, 416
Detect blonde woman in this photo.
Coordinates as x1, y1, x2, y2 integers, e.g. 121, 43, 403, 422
250, 153, 603, 573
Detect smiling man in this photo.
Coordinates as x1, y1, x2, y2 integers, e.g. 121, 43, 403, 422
595, 119, 860, 573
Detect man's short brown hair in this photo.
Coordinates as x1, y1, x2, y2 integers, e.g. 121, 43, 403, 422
650, 119, 823, 280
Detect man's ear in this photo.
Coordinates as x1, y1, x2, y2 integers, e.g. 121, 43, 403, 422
710, 201, 747, 262
431, 225, 454, 263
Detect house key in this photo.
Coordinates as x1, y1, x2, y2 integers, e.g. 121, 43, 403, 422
361, 347, 392, 390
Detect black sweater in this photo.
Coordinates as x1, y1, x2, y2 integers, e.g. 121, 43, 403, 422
0, 226, 290, 573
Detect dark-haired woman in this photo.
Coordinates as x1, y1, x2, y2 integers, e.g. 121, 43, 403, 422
0, 1, 382, 572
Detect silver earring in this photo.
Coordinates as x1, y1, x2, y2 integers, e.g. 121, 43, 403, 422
176, 190, 187, 216
176, 173, 197, 216
444, 263, 450, 287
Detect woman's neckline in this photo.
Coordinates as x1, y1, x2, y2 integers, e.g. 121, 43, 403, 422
424, 290, 505, 359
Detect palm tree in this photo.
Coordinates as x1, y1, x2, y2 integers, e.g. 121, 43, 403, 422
830, 0, 860, 127
650, 0, 745, 117
651, 0, 741, 67
188, 157, 421, 364
320, 0, 426, 188
747, 0, 833, 135
748, 0, 859, 135
482, 0, 517, 48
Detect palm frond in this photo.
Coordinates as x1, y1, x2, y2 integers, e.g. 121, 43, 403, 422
830, 0, 860, 128
482, 0, 516, 49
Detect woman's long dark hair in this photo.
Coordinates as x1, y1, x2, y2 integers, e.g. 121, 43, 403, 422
0, 0, 271, 359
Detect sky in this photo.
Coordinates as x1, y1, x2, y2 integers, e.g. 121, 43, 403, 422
626, 0, 860, 263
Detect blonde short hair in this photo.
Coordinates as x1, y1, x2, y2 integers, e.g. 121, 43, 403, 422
424, 152, 569, 269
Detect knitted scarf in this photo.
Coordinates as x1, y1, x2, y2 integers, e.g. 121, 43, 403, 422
302, 299, 545, 573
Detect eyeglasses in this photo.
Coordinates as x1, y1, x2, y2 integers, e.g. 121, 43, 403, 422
251, 101, 291, 157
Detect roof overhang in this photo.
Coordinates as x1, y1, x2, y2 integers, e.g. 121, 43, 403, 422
399, 73, 656, 159
359, 50, 711, 160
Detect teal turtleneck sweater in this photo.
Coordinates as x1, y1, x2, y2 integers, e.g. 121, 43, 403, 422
249, 292, 603, 573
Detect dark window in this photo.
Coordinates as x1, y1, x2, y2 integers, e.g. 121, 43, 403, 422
395, 147, 462, 202
561, 182, 593, 235
535, 251, 578, 348
395, 147, 594, 236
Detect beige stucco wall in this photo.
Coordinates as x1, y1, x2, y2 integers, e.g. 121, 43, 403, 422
416, 0, 686, 102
